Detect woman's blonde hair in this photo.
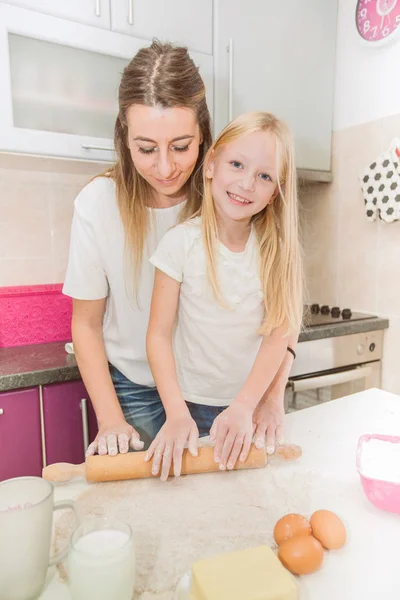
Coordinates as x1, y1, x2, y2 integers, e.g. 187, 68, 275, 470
104, 40, 212, 285
197, 111, 303, 337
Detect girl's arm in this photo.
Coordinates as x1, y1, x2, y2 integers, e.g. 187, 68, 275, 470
210, 324, 289, 470
72, 299, 144, 455
253, 329, 299, 453
146, 269, 199, 481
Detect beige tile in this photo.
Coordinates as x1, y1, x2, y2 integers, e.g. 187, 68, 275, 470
381, 316, 400, 395
376, 221, 400, 317
0, 258, 54, 286
52, 254, 69, 283
0, 152, 109, 176
0, 171, 52, 258
49, 181, 81, 258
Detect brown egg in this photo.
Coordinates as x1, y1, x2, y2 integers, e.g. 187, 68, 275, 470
310, 510, 346, 550
273, 513, 312, 546
278, 535, 324, 575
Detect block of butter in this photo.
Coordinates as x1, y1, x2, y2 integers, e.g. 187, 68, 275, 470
191, 545, 297, 600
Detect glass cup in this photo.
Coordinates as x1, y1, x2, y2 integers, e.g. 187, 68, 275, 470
67, 516, 135, 600
0, 476, 75, 600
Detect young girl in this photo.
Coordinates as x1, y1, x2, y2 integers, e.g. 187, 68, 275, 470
146, 112, 303, 481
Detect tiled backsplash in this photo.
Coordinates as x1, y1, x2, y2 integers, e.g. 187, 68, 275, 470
0, 153, 106, 286
300, 111, 400, 394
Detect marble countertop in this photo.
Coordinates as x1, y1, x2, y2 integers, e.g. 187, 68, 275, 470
0, 316, 389, 392
0, 341, 79, 392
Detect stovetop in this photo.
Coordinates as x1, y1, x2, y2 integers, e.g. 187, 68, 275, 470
304, 304, 377, 328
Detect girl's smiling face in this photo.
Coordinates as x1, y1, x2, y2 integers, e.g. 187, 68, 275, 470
206, 130, 278, 223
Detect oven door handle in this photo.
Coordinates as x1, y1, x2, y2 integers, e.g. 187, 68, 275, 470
290, 365, 372, 393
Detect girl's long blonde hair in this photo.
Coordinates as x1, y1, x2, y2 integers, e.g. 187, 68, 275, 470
103, 40, 212, 286
196, 111, 303, 337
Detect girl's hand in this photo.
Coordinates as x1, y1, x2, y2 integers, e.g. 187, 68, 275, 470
145, 412, 199, 481
86, 419, 144, 456
210, 402, 254, 471
252, 390, 285, 455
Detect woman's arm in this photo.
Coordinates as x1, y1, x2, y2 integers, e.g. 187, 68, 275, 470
210, 325, 289, 470
146, 269, 199, 480
253, 329, 299, 453
72, 298, 144, 455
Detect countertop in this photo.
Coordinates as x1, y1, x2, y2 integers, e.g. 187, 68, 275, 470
0, 316, 389, 392
39, 387, 400, 600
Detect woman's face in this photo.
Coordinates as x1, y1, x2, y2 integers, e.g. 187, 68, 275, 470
126, 104, 202, 201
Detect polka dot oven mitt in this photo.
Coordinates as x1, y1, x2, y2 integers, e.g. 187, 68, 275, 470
359, 138, 400, 223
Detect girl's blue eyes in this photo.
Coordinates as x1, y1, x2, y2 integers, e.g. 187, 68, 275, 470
230, 160, 271, 181
138, 145, 190, 155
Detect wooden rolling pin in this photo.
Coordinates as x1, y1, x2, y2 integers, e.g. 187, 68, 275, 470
42, 445, 267, 483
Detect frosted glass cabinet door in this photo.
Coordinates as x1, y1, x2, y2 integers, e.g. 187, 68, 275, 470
8, 33, 128, 142
110, 0, 213, 55
214, 0, 338, 172
2, 0, 111, 29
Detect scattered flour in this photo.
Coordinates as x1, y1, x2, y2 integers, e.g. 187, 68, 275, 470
360, 438, 400, 483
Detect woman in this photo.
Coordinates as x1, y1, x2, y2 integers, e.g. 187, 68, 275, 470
64, 40, 297, 457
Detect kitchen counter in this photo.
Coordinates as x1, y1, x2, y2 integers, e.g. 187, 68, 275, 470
0, 341, 79, 391
0, 316, 389, 391
39, 387, 400, 600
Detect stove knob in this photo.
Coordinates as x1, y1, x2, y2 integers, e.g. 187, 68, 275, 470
331, 306, 341, 318
311, 303, 320, 314
357, 344, 365, 355
342, 308, 352, 320
321, 305, 330, 315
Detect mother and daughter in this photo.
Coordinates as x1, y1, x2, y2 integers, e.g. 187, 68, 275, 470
63, 41, 303, 481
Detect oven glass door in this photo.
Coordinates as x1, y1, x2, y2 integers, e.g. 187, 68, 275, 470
285, 361, 381, 413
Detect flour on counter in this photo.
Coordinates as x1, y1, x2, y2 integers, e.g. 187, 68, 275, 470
360, 438, 400, 483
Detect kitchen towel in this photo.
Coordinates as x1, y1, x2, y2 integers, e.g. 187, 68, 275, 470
359, 138, 400, 223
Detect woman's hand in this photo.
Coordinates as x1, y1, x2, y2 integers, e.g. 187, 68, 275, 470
252, 389, 285, 455
86, 418, 144, 456
145, 412, 199, 481
210, 401, 254, 470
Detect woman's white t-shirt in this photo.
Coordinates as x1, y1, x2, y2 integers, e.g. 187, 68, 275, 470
150, 217, 265, 406
63, 176, 185, 386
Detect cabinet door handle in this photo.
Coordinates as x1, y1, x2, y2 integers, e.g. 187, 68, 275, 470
227, 38, 233, 121
128, 0, 134, 25
0, 408, 3, 415
95, 0, 101, 17
81, 144, 114, 152
80, 399, 90, 454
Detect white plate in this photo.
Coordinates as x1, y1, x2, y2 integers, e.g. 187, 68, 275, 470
174, 570, 191, 600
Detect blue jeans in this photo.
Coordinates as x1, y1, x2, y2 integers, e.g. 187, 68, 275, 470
110, 364, 228, 448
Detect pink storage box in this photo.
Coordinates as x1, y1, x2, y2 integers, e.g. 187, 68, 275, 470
0, 284, 72, 348
356, 433, 400, 515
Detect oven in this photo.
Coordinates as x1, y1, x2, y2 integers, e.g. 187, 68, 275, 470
285, 329, 383, 413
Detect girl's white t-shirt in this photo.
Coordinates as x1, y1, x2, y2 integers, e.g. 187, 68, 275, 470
63, 176, 185, 386
150, 217, 265, 406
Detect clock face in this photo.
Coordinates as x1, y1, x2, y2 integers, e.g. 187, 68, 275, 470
356, 0, 400, 42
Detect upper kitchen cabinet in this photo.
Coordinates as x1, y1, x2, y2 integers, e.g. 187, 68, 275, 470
110, 0, 213, 55
214, 0, 338, 175
0, 4, 213, 162
0, 0, 111, 29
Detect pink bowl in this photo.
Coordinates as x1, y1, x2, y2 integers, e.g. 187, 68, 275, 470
356, 433, 400, 514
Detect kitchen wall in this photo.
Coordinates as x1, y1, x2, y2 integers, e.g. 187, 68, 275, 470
301, 0, 400, 394
0, 153, 105, 286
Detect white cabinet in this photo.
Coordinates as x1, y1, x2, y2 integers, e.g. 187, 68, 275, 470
0, 0, 111, 29
110, 0, 213, 55
0, 4, 213, 162
214, 0, 338, 174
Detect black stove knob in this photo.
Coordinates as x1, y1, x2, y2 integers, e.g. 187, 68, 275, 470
311, 303, 320, 314
321, 305, 330, 315
331, 306, 341, 318
342, 308, 352, 320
